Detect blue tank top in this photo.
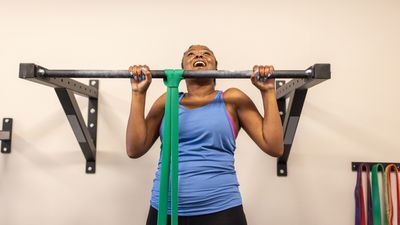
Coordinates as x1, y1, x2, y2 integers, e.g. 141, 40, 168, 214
150, 90, 242, 216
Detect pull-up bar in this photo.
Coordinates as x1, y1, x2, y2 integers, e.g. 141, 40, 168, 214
19, 63, 330, 176
19, 62, 330, 225
20, 63, 330, 79
37, 69, 312, 79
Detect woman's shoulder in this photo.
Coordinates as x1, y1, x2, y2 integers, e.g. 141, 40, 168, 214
150, 92, 167, 110
222, 87, 247, 100
222, 88, 253, 107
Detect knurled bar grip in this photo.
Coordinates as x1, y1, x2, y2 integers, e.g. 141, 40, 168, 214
36, 69, 312, 79
20, 63, 331, 79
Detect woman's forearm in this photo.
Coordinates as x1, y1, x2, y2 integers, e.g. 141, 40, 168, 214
126, 91, 147, 158
261, 90, 284, 156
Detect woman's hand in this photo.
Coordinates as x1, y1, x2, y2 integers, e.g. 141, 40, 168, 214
250, 65, 275, 92
128, 65, 152, 93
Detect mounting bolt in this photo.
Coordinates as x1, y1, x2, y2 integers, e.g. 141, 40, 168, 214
90, 108, 96, 114
87, 166, 93, 172
91, 81, 97, 86
279, 111, 284, 115
2, 147, 7, 152
4, 119, 9, 123
279, 169, 285, 174
278, 82, 284, 86
37, 68, 45, 75
89, 123, 95, 128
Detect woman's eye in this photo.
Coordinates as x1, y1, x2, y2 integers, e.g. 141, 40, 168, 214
204, 52, 210, 55
187, 52, 194, 56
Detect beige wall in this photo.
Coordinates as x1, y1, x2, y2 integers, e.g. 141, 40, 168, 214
1, 0, 399, 224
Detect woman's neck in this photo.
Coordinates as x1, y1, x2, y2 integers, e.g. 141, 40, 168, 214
185, 83, 216, 98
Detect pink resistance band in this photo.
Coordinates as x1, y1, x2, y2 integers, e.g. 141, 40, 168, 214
222, 92, 237, 139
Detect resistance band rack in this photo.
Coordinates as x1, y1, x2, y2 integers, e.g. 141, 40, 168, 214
352, 162, 400, 171
0, 118, 13, 153
19, 63, 330, 176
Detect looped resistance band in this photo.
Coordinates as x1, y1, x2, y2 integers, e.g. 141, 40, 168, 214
158, 69, 183, 225
358, 164, 400, 225
371, 164, 385, 225
355, 164, 372, 225
384, 164, 400, 225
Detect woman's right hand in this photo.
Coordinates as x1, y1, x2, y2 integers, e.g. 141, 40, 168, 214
128, 65, 152, 93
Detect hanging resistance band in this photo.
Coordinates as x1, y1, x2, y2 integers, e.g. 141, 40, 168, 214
157, 70, 183, 225
384, 164, 400, 225
371, 164, 386, 225
355, 164, 373, 225
367, 166, 373, 225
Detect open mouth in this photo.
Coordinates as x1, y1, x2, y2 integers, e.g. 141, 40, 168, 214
193, 60, 207, 68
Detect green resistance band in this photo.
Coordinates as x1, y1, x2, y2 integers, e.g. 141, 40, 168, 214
371, 164, 386, 225
157, 69, 183, 225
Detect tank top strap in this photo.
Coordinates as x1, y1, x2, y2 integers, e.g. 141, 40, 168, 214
217, 90, 224, 103
216, 90, 222, 99
178, 92, 185, 102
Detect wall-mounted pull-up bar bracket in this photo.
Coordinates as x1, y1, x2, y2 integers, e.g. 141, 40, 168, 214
276, 64, 331, 176
19, 64, 98, 174
0, 118, 13, 154
19, 63, 330, 176
352, 162, 400, 171
19, 63, 98, 98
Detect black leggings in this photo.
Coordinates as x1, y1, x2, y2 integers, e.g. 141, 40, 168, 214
146, 205, 247, 225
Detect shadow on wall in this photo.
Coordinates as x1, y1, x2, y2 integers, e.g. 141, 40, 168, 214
99, 92, 128, 140
1, 100, 157, 178
304, 102, 396, 154
23, 109, 67, 141
1, 133, 156, 180
9, 133, 83, 168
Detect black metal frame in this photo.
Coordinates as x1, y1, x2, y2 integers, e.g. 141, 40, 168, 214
276, 64, 331, 176
352, 162, 400, 171
54, 82, 98, 173
19, 63, 330, 176
20, 64, 98, 173
0, 118, 13, 154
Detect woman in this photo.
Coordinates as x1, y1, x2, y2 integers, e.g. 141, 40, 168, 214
126, 45, 284, 225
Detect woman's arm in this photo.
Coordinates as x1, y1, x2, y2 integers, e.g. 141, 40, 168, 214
126, 92, 165, 158
125, 65, 165, 158
258, 89, 284, 156
224, 65, 283, 157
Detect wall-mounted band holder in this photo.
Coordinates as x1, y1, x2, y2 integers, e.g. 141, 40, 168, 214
0, 118, 13, 153
352, 162, 400, 171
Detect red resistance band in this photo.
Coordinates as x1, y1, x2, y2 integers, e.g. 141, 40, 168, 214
385, 164, 400, 225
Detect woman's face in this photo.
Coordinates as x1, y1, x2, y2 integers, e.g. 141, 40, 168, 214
182, 45, 217, 70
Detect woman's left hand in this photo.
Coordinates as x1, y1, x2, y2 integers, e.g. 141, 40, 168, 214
250, 65, 275, 92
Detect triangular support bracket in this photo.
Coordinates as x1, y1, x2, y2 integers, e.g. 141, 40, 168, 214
19, 63, 99, 174
275, 64, 331, 176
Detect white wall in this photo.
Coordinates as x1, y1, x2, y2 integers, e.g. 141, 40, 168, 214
1, 0, 399, 224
